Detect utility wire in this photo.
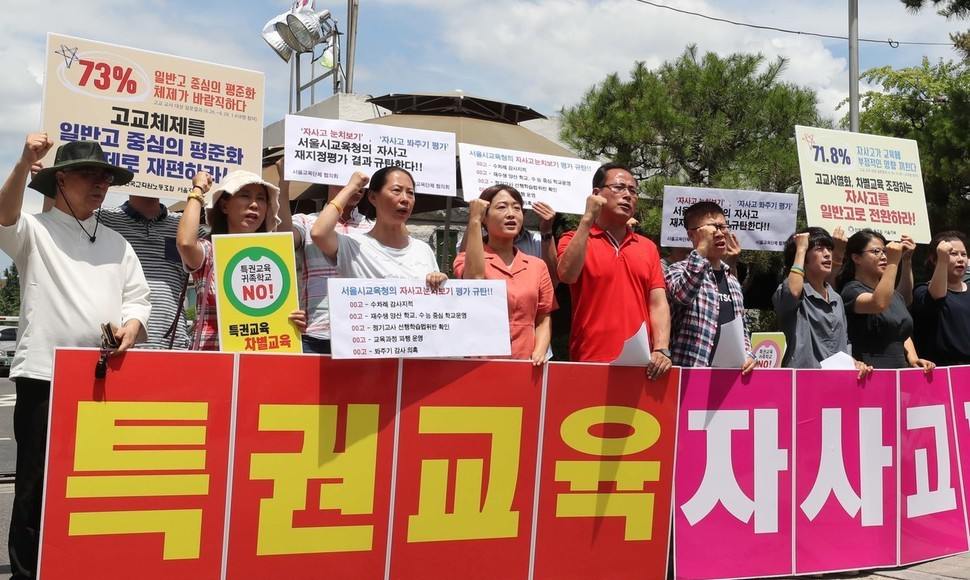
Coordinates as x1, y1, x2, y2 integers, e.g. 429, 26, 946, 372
632, 0, 955, 47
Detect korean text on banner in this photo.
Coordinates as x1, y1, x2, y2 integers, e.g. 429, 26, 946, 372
42, 33, 264, 200
795, 125, 930, 243
750, 332, 787, 368
327, 278, 511, 359
458, 143, 597, 215
40, 349, 236, 580
284, 115, 456, 196
212, 233, 300, 353
661, 186, 797, 251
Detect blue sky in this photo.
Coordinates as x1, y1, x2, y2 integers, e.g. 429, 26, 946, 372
0, 0, 965, 271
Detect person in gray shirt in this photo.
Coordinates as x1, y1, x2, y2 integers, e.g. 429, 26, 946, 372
773, 227, 871, 377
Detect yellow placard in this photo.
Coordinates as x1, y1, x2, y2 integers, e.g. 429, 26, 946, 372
750, 332, 787, 369
213, 233, 300, 353
42, 33, 264, 200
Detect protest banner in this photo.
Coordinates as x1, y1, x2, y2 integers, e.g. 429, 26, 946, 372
284, 115, 456, 196
327, 278, 511, 359
675, 368, 794, 580
458, 143, 597, 214
750, 332, 787, 368
212, 233, 300, 353
225, 354, 400, 579
42, 33, 263, 199
661, 186, 797, 251
794, 370, 898, 574
794, 125, 931, 243
40, 349, 236, 579
390, 359, 543, 579
40, 353, 970, 580
535, 363, 680, 580
898, 369, 968, 564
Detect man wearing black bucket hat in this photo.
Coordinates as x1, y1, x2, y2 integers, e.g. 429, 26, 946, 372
0, 133, 151, 579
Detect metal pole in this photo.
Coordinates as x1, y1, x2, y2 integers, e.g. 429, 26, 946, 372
442, 196, 453, 273
849, 0, 860, 132
295, 52, 302, 113
346, 0, 359, 93
288, 57, 295, 114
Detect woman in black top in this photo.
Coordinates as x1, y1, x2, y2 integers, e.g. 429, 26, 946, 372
912, 230, 970, 366
837, 229, 934, 371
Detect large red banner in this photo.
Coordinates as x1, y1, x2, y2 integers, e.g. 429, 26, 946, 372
39, 350, 679, 579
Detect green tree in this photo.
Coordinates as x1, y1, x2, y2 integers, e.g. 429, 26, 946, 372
0, 264, 20, 316
901, 0, 970, 58
854, 58, 970, 230
560, 45, 825, 201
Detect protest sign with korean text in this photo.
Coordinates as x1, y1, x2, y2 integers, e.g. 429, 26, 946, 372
212, 233, 300, 353
750, 332, 787, 368
661, 186, 797, 251
42, 33, 263, 199
284, 115, 456, 196
795, 125, 930, 243
327, 278, 511, 359
458, 143, 597, 214
40, 349, 236, 579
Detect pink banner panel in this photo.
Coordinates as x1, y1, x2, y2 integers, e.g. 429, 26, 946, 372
899, 368, 969, 564
794, 370, 898, 574
949, 366, 970, 547
674, 369, 794, 580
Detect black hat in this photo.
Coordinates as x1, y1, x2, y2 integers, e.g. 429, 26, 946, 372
28, 140, 134, 198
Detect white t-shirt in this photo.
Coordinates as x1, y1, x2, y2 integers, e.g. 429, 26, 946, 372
0, 209, 152, 381
335, 231, 439, 279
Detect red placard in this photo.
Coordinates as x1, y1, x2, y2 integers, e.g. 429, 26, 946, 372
389, 359, 544, 579
40, 349, 235, 580
533, 364, 680, 579
225, 354, 399, 579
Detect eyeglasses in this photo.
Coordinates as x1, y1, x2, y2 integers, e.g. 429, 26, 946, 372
689, 223, 729, 232
600, 183, 639, 195
864, 248, 886, 256
69, 168, 115, 185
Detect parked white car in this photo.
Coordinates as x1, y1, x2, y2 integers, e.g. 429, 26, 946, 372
0, 326, 16, 376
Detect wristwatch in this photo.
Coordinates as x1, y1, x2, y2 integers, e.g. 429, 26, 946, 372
653, 348, 671, 358
541, 232, 554, 241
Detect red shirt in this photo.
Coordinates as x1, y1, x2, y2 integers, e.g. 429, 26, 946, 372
557, 225, 666, 362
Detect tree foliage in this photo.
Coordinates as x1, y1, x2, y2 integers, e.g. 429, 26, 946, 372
901, 0, 970, 58
0, 264, 20, 316
560, 45, 825, 199
855, 58, 970, 229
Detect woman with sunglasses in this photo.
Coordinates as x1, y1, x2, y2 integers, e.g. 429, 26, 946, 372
836, 229, 933, 371
454, 185, 554, 365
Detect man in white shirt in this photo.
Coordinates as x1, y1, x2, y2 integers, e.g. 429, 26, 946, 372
0, 134, 151, 579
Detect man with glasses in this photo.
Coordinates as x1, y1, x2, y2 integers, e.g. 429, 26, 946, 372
557, 162, 672, 379
665, 201, 756, 372
0, 135, 150, 579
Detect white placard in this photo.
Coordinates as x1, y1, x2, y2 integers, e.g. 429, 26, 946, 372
284, 115, 457, 196
795, 125, 930, 243
328, 278, 511, 359
458, 143, 597, 215
661, 186, 797, 251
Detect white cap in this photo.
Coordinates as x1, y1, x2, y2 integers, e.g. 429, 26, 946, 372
209, 170, 282, 231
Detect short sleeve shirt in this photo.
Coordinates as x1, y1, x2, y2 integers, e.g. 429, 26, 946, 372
841, 280, 912, 368
334, 232, 439, 279
912, 283, 970, 366
557, 225, 666, 362
773, 278, 851, 368
291, 211, 373, 339
454, 248, 554, 359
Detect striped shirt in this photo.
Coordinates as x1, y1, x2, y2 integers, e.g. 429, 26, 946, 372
97, 203, 190, 349
292, 210, 374, 339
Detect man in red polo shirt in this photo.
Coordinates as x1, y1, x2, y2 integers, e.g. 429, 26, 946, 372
557, 162, 672, 378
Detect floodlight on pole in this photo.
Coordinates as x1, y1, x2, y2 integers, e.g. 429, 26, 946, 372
261, 15, 293, 62
287, 9, 335, 52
